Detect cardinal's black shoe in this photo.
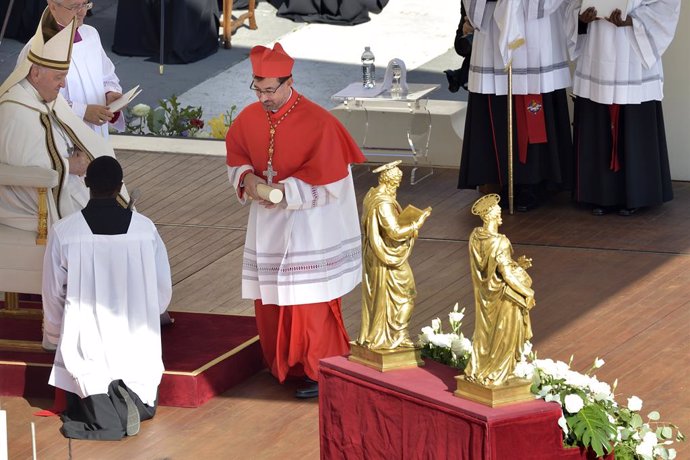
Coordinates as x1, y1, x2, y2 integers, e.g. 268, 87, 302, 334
295, 383, 319, 399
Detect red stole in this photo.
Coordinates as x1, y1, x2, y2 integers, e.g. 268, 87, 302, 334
515, 95, 548, 164
608, 104, 621, 172
226, 90, 366, 185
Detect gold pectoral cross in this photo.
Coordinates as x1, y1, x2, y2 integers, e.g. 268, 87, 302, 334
264, 160, 277, 184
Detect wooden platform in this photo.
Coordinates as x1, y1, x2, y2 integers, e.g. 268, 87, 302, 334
2, 150, 688, 459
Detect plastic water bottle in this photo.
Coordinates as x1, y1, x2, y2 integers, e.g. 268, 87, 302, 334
361, 46, 375, 88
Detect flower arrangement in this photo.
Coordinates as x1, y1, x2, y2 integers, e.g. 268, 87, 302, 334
124, 96, 237, 139
514, 350, 685, 460
418, 303, 472, 370
207, 105, 237, 139
419, 306, 685, 460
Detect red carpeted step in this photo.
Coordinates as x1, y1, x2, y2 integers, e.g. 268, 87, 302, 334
0, 311, 264, 407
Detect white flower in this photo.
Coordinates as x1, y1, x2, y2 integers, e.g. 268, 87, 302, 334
521, 341, 533, 357
668, 448, 677, 459
431, 317, 442, 333
534, 358, 570, 380
588, 379, 613, 402
558, 414, 569, 435
448, 310, 464, 323
448, 305, 465, 324
544, 393, 561, 404
594, 357, 605, 368
451, 336, 472, 356
429, 333, 454, 349
564, 394, 585, 414
635, 431, 658, 457
564, 370, 591, 389
627, 395, 643, 412
131, 103, 151, 117
513, 360, 534, 379
419, 326, 435, 345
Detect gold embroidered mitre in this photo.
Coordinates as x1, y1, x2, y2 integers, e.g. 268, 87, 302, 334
0, 7, 77, 97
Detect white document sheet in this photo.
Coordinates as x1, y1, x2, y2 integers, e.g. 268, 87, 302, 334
581, 0, 631, 19
107, 85, 142, 112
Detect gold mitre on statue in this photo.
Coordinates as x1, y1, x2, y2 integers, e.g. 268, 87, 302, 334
0, 8, 77, 96
372, 160, 402, 174
471, 193, 501, 217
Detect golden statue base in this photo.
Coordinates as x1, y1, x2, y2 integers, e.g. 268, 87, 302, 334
454, 375, 533, 407
348, 342, 425, 372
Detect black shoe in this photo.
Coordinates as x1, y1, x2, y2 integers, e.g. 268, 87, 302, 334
444, 69, 461, 93
591, 207, 607, 216
295, 382, 319, 399
618, 207, 638, 216
515, 187, 539, 212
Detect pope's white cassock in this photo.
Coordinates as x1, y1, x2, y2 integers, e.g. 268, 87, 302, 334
41, 211, 172, 406
19, 23, 124, 138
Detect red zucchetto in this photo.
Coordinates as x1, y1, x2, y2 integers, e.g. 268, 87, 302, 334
249, 43, 294, 78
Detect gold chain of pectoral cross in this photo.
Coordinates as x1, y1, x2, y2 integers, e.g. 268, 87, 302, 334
264, 95, 301, 184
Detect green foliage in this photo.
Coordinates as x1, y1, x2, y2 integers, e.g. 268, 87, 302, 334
566, 404, 616, 457
124, 95, 205, 137
147, 95, 203, 137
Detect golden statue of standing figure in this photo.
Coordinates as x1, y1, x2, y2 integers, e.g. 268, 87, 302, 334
350, 161, 431, 371
455, 193, 535, 406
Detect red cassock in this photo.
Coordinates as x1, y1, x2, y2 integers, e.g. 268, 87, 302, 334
226, 90, 366, 382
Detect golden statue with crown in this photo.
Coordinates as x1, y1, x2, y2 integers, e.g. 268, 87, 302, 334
350, 161, 432, 371
455, 193, 535, 406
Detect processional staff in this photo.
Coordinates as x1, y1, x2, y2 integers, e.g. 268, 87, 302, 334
496, 0, 525, 215
159, 0, 165, 75
507, 63, 514, 214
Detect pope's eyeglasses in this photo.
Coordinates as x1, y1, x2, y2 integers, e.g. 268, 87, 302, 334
55, 1, 93, 12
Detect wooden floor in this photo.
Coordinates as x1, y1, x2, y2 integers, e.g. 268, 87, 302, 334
3, 151, 689, 459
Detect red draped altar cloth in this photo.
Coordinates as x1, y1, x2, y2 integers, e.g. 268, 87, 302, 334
319, 356, 613, 460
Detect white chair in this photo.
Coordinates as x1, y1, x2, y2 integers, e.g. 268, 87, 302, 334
0, 163, 58, 351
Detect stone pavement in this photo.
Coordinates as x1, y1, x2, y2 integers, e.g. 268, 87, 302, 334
0, 0, 466, 123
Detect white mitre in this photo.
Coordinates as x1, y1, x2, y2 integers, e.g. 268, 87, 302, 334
0, 8, 76, 96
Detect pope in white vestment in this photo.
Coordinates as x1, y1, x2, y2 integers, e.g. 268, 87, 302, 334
18, 3, 125, 138
0, 9, 128, 232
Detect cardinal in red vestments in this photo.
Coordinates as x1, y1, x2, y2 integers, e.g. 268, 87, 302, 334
225, 42, 366, 398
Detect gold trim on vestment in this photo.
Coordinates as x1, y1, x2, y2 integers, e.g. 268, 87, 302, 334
27, 51, 70, 71
39, 112, 66, 219
51, 111, 128, 208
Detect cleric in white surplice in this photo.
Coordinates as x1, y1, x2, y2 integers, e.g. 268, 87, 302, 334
42, 156, 172, 440
565, 0, 680, 215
